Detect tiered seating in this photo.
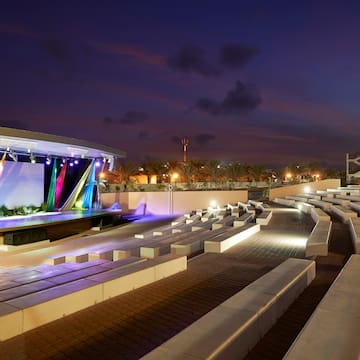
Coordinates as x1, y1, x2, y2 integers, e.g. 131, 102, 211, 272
284, 255, 360, 360
143, 258, 315, 360
204, 223, 260, 253
329, 205, 357, 223
349, 217, 360, 253
0, 254, 187, 341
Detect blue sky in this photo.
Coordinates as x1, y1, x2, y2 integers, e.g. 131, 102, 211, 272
1, 0, 359, 168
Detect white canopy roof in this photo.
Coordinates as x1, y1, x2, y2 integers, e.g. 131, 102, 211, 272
0, 127, 126, 160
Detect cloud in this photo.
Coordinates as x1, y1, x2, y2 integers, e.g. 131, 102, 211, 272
92, 42, 165, 66
167, 45, 220, 77
138, 131, 150, 140
195, 81, 261, 115
103, 111, 149, 126
219, 43, 259, 68
120, 111, 148, 125
195, 133, 216, 146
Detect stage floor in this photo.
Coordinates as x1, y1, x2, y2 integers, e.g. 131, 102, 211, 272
0, 209, 122, 232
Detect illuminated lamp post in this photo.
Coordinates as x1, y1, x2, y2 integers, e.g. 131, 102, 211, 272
168, 172, 179, 215
181, 138, 189, 162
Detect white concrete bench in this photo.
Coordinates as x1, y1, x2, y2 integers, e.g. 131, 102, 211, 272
330, 205, 358, 223
142, 258, 315, 360
170, 227, 229, 257
286, 196, 309, 202
212, 215, 236, 230
284, 255, 360, 360
305, 220, 332, 257
308, 199, 332, 210
298, 193, 321, 200
274, 198, 296, 207
205, 223, 260, 253
192, 219, 217, 231
295, 202, 314, 214
256, 211, 273, 225
0, 254, 186, 341
233, 212, 254, 227
322, 197, 350, 206
349, 217, 360, 253
349, 202, 360, 216
335, 194, 360, 202
311, 207, 331, 223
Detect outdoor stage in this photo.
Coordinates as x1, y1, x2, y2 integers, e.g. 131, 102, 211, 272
0, 209, 123, 246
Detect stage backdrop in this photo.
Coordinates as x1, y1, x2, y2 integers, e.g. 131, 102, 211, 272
0, 161, 44, 208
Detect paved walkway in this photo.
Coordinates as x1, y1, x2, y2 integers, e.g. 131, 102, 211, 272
0, 209, 317, 359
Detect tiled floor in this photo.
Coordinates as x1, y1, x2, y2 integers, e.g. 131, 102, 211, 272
0, 207, 343, 360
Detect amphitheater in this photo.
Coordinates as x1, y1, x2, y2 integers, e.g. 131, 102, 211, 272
0, 183, 359, 359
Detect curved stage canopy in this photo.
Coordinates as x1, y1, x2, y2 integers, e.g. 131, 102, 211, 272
0, 126, 126, 161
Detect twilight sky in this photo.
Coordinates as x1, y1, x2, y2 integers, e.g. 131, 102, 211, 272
1, 1, 359, 168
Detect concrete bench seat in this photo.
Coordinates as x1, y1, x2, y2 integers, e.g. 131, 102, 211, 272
330, 205, 358, 223
349, 202, 360, 215
295, 201, 314, 214
205, 223, 261, 253
310, 207, 331, 223
233, 212, 254, 227
284, 255, 360, 360
185, 214, 201, 224
297, 193, 321, 200
349, 217, 360, 253
308, 199, 332, 210
143, 258, 315, 360
0, 259, 138, 301
305, 220, 332, 257
256, 211, 273, 225
171, 215, 188, 226
192, 219, 217, 231
0, 254, 186, 341
335, 194, 360, 202
87, 254, 186, 299
140, 229, 214, 258
322, 197, 350, 206
170, 227, 230, 256
212, 215, 236, 230
274, 198, 296, 207
285, 196, 309, 202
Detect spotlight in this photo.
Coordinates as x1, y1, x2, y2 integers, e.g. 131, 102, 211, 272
95, 161, 101, 167
9, 151, 18, 162
30, 154, 36, 164
69, 162, 74, 167
74, 159, 79, 165
46, 156, 51, 165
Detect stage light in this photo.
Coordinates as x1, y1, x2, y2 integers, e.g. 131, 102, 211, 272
69, 162, 74, 167
9, 151, 18, 162
74, 159, 79, 165
95, 161, 101, 167
29, 154, 36, 164
46, 156, 51, 165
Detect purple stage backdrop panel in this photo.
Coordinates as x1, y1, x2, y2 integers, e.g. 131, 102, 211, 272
0, 161, 44, 208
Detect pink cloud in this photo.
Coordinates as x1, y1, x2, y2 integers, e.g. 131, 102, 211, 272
92, 41, 166, 66
0, 23, 39, 38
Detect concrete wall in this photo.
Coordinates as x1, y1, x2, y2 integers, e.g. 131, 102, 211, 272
269, 179, 341, 200
101, 190, 248, 215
